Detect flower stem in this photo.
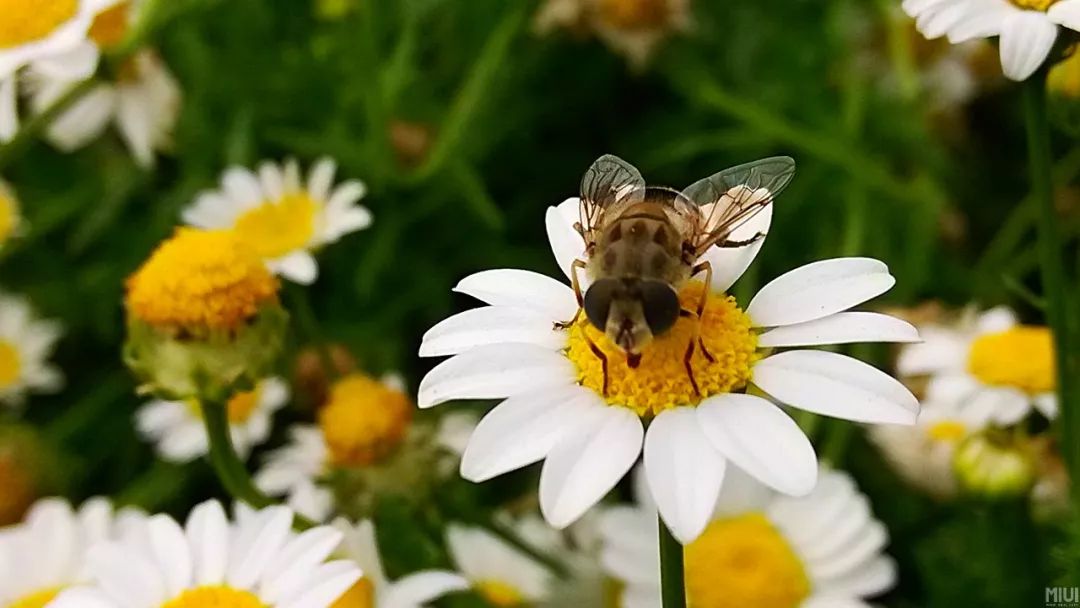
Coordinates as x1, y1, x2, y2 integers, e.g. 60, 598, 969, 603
479, 516, 571, 579
658, 516, 687, 608
0, 78, 98, 172
1023, 69, 1080, 504
200, 398, 272, 509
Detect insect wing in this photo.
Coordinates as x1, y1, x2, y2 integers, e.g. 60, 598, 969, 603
579, 154, 646, 237
682, 156, 795, 254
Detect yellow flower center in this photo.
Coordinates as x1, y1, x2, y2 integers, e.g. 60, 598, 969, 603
927, 420, 967, 443
227, 385, 262, 423
474, 580, 525, 607
330, 577, 375, 608
88, 1, 131, 49
0, 186, 20, 246
967, 326, 1055, 394
565, 282, 758, 416
684, 513, 810, 608
0, 0, 78, 50
125, 228, 279, 334
232, 194, 318, 260
161, 586, 267, 608
1011, 0, 1058, 10
11, 588, 61, 608
0, 340, 22, 389
597, 0, 670, 30
318, 373, 413, 467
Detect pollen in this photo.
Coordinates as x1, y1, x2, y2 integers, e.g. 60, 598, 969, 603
684, 513, 810, 608
331, 577, 375, 608
474, 580, 525, 607
88, 1, 131, 48
0, 340, 22, 389
125, 228, 279, 334
10, 588, 61, 608
0, 0, 78, 50
318, 373, 413, 467
160, 586, 267, 608
967, 326, 1055, 394
1010, 0, 1058, 10
565, 282, 758, 416
232, 193, 318, 260
597, 0, 670, 30
927, 420, 967, 443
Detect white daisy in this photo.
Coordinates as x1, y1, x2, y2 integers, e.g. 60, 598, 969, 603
902, 0, 1080, 80
897, 305, 1056, 423
333, 518, 469, 608
535, 0, 690, 68
0, 497, 145, 607
419, 194, 919, 544
135, 376, 289, 463
0, 293, 63, 407
599, 466, 897, 608
50, 500, 362, 608
446, 523, 554, 606
0, 0, 111, 81
181, 157, 372, 285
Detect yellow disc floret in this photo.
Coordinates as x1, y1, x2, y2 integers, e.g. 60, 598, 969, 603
684, 513, 810, 608
161, 586, 267, 608
319, 373, 413, 467
126, 228, 279, 334
927, 420, 967, 443
1011, 0, 1058, 10
598, 0, 670, 30
967, 326, 1055, 394
88, 1, 131, 48
0, 182, 21, 247
474, 580, 525, 607
0, 0, 78, 49
331, 577, 375, 608
0, 340, 22, 389
232, 193, 318, 260
566, 282, 758, 416
10, 589, 61, 608
227, 385, 262, 424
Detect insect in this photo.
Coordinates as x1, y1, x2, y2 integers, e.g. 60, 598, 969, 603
560, 154, 796, 396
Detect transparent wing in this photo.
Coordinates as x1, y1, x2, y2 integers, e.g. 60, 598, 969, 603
681, 156, 795, 255
579, 154, 646, 240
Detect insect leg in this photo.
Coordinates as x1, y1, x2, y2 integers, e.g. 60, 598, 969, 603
718, 232, 766, 248
554, 259, 588, 330
585, 334, 609, 396
683, 336, 700, 397
689, 262, 716, 362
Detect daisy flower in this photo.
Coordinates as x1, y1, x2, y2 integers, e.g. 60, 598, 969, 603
902, 0, 1080, 81
50, 500, 361, 608
419, 189, 919, 544
135, 376, 289, 463
897, 305, 1056, 423
599, 466, 897, 608
535, 0, 690, 68
0, 497, 145, 607
332, 518, 469, 608
0, 293, 63, 407
181, 157, 372, 285
446, 523, 554, 606
0, 0, 110, 81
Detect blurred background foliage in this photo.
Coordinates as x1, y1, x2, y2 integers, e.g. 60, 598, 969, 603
0, 0, 1076, 606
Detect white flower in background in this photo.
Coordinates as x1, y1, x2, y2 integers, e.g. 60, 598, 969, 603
0, 293, 63, 407
506, 512, 608, 608
446, 523, 554, 606
902, 0, 1080, 80
50, 500, 361, 608
135, 376, 289, 463
182, 157, 372, 285
0, 179, 23, 249
535, 0, 690, 68
898, 305, 1057, 423
333, 518, 469, 608
419, 196, 919, 544
600, 466, 897, 608
0, 497, 145, 607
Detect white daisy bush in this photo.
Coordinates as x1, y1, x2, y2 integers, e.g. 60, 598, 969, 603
0, 293, 64, 407
419, 155, 920, 544
182, 157, 373, 285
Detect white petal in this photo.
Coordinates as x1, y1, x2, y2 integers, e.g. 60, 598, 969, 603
259, 527, 345, 603
1049, 0, 1080, 30
146, 514, 193, 598
747, 258, 895, 328
87, 542, 167, 607
757, 312, 920, 347
701, 204, 772, 293
895, 326, 969, 376
801, 596, 874, 608
272, 251, 319, 285
419, 306, 566, 357
417, 343, 575, 408
227, 506, 294, 589
815, 556, 898, 597
999, 11, 1057, 81
753, 350, 919, 424
539, 406, 643, 528
381, 571, 471, 608
454, 269, 577, 320
186, 500, 230, 586
0, 77, 16, 143
307, 157, 337, 203
948, 0, 1014, 42
1036, 392, 1058, 419
545, 199, 587, 282
696, 394, 818, 496
222, 167, 264, 208
50, 588, 118, 608
643, 407, 726, 543
970, 386, 1030, 425
279, 560, 361, 608
975, 305, 1018, 333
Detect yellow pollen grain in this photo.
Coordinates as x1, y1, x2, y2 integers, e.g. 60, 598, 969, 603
232, 193, 318, 260
88, 1, 131, 48
0, 340, 22, 389
10, 588, 61, 608
125, 228, 279, 334
330, 577, 375, 608
0, 0, 78, 50
927, 420, 967, 443
474, 580, 525, 607
1011, 0, 1058, 10
684, 513, 810, 608
160, 586, 267, 608
597, 0, 670, 30
565, 282, 758, 416
967, 326, 1055, 394
318, 373, 413, 467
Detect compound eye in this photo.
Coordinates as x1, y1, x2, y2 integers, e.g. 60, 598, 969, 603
640, 281, 679, 336
583, 279, 619, 330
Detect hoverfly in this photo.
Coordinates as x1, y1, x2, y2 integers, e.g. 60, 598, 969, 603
560, 154, 796, 396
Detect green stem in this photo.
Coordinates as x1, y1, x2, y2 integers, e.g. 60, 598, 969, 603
1022, 69, 1080, 505
285, 283, 338, 382
479, 516, 571, 579
200, 398, 272, 509
659, 517, 687, 608
0, 78, 98, 172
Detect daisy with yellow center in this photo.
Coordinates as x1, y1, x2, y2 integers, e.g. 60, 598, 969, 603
599, 466, 897, 608
48, 500, 361, 608
898, 305, 1058, 423
0, 0, 110, 79
0, 498, 146, 608
419, 191, 919, 543
135, 376, 290, 463
331, 518, 469, 608
0, 293, 63, 408
446, 524, 554, 607
182, 157, 372, 285
534, 0, 690, 68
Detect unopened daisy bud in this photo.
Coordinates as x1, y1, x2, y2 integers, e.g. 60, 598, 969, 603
293, 343, 357, 408
320, 373, 413, 467
954, 432, 1035, 498
123, 228, 287, 401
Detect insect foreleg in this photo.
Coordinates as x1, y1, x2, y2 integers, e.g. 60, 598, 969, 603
586, 334, 609, 396
718, 232, 766, 248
